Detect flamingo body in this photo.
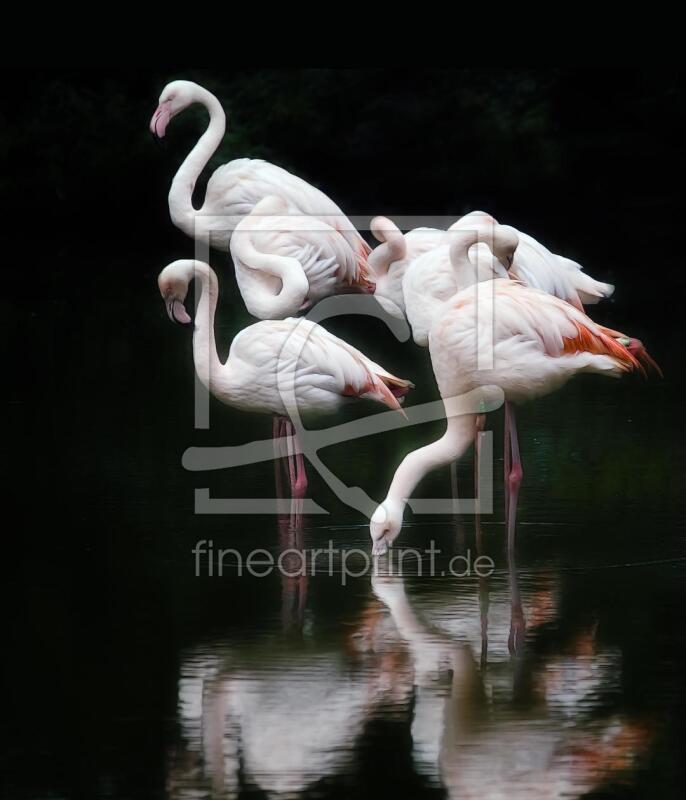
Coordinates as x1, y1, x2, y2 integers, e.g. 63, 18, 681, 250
402, 211, 614, 346
158, 260, 411, 421
150, 81, 370, 263
369, 221, 445, 317
370, 225, 653, 554
430, 279, 637, 407
231, 196, 372, 320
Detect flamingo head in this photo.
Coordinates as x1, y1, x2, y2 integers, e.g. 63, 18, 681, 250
493, 224, 519, 271
158, 260, 195, 324
370, 500, 404, 555
149, 80, 200, 138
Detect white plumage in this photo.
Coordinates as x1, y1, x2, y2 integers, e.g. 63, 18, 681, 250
370, 224, 650, 555
430, 279, 633, 407
379, 210, 614, 346
230, 195, 373, 320
158, 260, 411, 420
150, 80, 370, 263
368, 217, 445, 317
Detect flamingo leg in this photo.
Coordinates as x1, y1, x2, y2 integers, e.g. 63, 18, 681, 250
475, 510, 490, 670
474, 413, 486, 498
281, 418, 308, 498
507, 512, 526, 657
282, 418, 299, 495
273, 416, 286, 500
293, 438, 308, 498
503, 405, 511, 519
279, 506, 307, 633
450, 462, 459, 502
503, 402, 526, 655
504, 402, 523, 555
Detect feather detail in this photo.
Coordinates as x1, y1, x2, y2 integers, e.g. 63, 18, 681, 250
561, 321, 643, 374
354, 377, 408, 417
378, 374, 414, 398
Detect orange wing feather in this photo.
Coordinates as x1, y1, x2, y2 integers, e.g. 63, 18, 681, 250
561, 321, 644, 374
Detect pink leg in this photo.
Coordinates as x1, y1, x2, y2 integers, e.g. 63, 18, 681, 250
507, 523, 526, 657
282, 418, 308, 498
476, 514, 490, 669
282, 418, 298, 495
273, 416, 286, 500
279, 500, 308, 633
504, 402, 523, 553
503, 406, 511, 519
474, 413, 486, 498
504, 402, 526, 655
293, 445, 308, 498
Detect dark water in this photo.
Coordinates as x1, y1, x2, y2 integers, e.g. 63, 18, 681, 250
6, 279, 686, 800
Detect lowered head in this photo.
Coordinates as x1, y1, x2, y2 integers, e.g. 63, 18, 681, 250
369, 499, 405, 555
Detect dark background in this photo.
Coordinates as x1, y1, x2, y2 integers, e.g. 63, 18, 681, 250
3, 69, 685, 798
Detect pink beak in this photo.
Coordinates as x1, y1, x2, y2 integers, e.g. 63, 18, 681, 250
149, 101, 172, 138
166, 298, 192, 325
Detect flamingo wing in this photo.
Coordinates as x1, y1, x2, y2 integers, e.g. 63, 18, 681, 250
512, 233, 614, 310
492, 281, 641, 372
277, 319, 413, 413
208, 159, 370, 263
233, 208, 368, 304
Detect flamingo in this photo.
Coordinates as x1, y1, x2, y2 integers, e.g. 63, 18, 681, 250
149, 80, 371, 268
230, 195, 374, 320
367, 216, 445, 318
459, 211, 616, 309
375, 211, 615, 346
158, 260, 412, 497
370, 224, 657, 555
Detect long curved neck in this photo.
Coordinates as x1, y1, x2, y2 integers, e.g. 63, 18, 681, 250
233, 233, 308, 318
384, 413, 476, 509
169, 88, 226, 232
191, 266, 224, 391
449, 230, 482, 290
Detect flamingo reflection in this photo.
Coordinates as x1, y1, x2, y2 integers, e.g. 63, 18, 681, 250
166, 507, 410, 798
372, 548, 653, 798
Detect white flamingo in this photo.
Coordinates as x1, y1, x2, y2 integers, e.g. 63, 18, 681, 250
370, 225, 656, 555
158, 260, 412, 496
374, 212, 614, 346
150, 80, 371, 266
367, 216, 445, 318
230, 195, 374, 320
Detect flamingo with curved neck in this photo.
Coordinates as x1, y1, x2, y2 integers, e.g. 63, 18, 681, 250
158, 259, 412, 497
370, 224, 658, 555
230, 195, 374, 320
368, 216, 445, 319
403, 209, 615, 348
402, 216, 515, 347
150, 80, 371, 267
